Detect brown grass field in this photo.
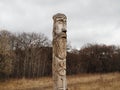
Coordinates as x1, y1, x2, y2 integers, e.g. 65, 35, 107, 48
0, 72, 120, 90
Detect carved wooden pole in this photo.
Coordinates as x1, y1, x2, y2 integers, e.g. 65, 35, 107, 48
52, 13, 67, 90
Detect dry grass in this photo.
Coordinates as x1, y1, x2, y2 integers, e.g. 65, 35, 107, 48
0, 72, 120, 90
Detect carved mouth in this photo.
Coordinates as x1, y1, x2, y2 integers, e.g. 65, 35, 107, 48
62, 36, 66, 39
61, 34, 66, 39
59, 32, 67, 39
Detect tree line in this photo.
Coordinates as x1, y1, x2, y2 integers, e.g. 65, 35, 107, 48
67, 44, 120, 74
0, 30, 51, 78
0, 30, 120, 79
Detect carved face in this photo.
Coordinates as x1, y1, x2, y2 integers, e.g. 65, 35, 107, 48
54, 17, 67, 39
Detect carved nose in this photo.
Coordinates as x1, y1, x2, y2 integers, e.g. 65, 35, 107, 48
62, 29, 67, 33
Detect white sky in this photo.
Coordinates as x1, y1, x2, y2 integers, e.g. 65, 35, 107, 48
0, 0, 120, 49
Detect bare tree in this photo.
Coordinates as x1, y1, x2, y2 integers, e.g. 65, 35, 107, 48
0, 30, 14, 78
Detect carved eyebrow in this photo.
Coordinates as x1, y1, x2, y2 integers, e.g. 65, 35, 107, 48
56, 18, 63, 20
58, 19, 66, 22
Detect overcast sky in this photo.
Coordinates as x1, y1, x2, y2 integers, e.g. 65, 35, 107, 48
0, 0, 120, 49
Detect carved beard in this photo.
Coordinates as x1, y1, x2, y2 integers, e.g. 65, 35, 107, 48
54, 37, 66, 60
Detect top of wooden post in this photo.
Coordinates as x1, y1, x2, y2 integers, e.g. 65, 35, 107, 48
53, 13, 67, 20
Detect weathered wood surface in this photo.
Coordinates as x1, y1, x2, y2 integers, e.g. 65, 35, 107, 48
52, 13, 67, 90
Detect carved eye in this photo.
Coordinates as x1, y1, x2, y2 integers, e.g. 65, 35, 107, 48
58, 20, 63, 23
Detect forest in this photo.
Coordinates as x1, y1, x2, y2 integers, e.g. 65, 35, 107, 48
0, 30, 120, 79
